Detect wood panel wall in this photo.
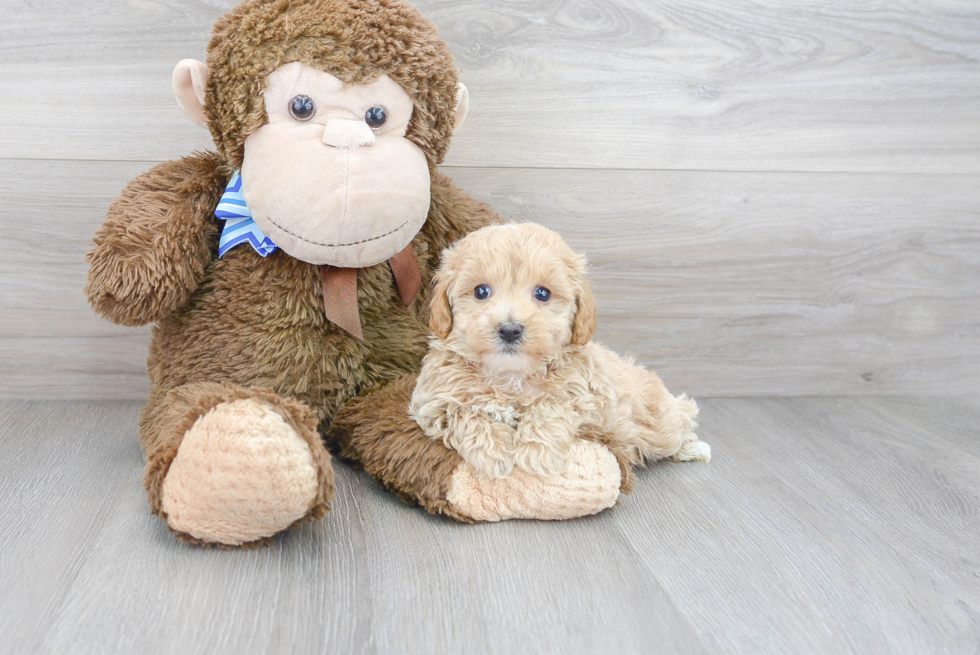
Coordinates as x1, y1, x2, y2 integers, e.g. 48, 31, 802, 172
1, 0, 978, 398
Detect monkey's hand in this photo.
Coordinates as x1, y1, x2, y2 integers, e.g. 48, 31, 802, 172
446, 440, 621, 521
85, 153, 226, 326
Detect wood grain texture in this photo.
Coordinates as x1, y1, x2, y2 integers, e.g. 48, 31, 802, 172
0, 0, 978, 172
1, 398, 978, 654
1, 159, 977, 398
1, 1, 978, 397
616, 395, 980, 653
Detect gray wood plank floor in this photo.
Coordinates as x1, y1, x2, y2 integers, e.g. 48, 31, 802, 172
2, 397, 978, 655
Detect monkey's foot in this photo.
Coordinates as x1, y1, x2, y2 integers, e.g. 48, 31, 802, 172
446, 440, 621, 521
159, 399, 321, 546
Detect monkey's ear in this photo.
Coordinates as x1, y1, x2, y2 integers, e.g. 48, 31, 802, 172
452, 83, 469, 133
173, 59, 209, 128
571, 280, 598, 345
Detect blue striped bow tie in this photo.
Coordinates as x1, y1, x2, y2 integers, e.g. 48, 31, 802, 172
214, 171, 278, 258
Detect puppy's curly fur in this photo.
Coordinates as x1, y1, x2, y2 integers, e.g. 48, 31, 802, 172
410, 223, 711, 479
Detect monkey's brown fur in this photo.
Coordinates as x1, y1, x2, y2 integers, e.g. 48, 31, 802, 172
88, 155, 501, 539
85, 0, 508, 544
329, 375, 475, 522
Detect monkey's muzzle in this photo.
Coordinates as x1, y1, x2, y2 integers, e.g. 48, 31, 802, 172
241, 124, 431, 268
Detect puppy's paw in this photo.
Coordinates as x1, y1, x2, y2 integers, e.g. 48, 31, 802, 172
513, 440, 569, 477
461, 444, 515, 479
669, 438, 711, 463
514, 419, 574, 476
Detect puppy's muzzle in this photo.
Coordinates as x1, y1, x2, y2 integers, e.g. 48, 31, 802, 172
497, 322, 524, 345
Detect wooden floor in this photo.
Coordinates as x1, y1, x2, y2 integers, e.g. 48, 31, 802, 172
2, 397, 978, 654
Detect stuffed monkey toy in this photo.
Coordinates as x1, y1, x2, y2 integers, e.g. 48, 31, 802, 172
86, 0, 628, 547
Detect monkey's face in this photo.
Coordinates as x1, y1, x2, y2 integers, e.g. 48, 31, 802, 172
172, 0, 468, 267
235, 62, 430, 267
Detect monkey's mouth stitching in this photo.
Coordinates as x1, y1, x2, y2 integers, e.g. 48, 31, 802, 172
262, 217, 409, 248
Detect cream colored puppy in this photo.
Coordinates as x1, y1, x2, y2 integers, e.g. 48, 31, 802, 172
410, 223, 710, 479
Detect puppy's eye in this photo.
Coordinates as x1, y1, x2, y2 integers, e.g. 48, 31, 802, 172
533, 286, 551, 303
289, 95, 316, 121
365, 105, 387, 129
474, 284, 492, 301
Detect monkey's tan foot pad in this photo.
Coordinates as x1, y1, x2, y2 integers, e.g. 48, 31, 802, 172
446, 440, 621, 522
160, 399, 320, 546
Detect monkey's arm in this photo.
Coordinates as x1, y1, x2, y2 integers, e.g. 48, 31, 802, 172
329, 375, 475, 520
85, 153, 227, 326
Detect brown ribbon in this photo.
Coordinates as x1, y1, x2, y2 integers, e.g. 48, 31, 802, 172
387, 243, 422, 307
319, 244, 421, 340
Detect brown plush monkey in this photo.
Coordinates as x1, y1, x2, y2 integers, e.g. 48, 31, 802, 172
86, 0, 627, 547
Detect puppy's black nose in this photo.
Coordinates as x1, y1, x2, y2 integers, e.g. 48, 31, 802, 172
497, 322, 524, 344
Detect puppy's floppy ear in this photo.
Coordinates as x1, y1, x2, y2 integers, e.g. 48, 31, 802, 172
428, 246, 458, 339
564, 250, 596, 345
429, 271, 453, 339
571, 279, 598, 345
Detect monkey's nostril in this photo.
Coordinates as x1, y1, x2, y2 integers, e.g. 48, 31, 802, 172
497, 322, 523, 344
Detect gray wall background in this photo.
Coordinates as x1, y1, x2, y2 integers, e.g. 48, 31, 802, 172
1, 0, 978, 398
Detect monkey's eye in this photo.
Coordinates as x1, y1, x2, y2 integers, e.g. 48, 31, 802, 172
288, 95, 316, 121
364, 106, 387, 129
533, 286, 552, 303
474, 284, 491, 301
